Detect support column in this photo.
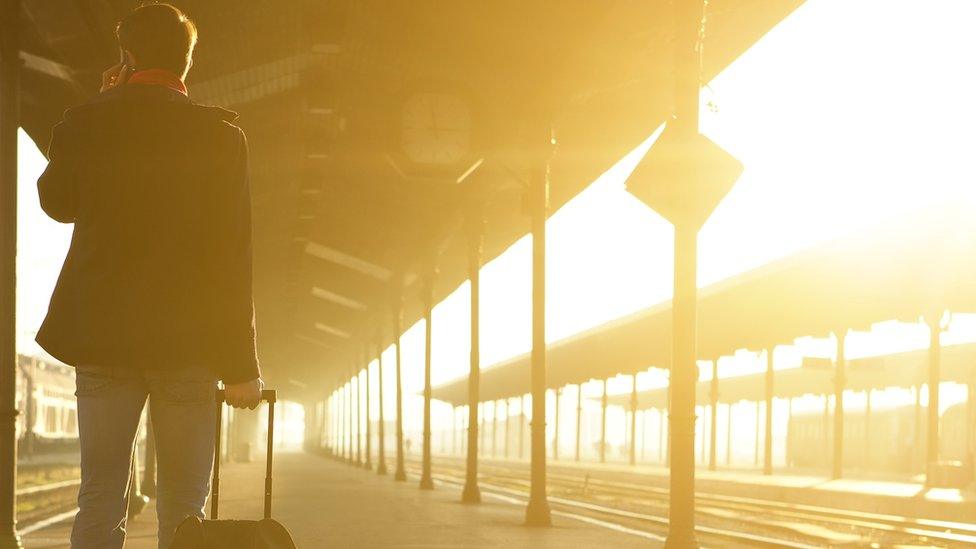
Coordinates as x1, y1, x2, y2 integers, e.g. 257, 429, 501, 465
665, 371, 672, 467
753, 401, 760, 467
377, 337, 388, 475
355, 366, 362, 466
520, 395, 526, 460
639, 410, 646, 462
0, 0, 23, 543
575, 384, 583, 462
553, 389, 561, 461
725, 403, 732, 466
926, 316, 942, 485
914, 385, 922, 473
505, 399, 511, 458
786, 398, 793, 468
420, 267, 436, 490
600, 379, 608, 463
709, 362, 718, 471
764, 348, 774, 476
365, 350, 372, 470
968, 377, 976, 486
393, 291, 407, 481
462, 203, 483, 503
832, 330, 847, 480
823, 394, 831, 467
524, 123, 552, 527
492, 401, 498, 458
630, 375, 638, 466
864, 390, 872, 469
347, 375, 354, 464
700, 405, 706, 465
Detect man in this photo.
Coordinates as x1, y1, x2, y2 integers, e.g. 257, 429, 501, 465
35, 3, 263, 548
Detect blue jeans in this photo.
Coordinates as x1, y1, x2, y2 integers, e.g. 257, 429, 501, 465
70, 366, 216, 549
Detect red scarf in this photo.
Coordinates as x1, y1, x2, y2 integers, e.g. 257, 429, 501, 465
127, 69, 187, 96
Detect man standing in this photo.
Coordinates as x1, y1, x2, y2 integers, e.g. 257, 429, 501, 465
35, 3, 262, 548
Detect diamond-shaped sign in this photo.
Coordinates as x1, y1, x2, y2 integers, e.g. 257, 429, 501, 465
625, 126, 743, 228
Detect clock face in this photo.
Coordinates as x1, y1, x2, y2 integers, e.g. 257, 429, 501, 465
400, 92, 471, 166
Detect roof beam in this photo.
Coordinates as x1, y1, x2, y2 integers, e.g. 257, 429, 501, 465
311, 286, 368, 311
305, 241, 392, 282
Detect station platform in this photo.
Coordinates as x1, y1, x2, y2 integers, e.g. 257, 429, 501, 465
22, 451, 652, 548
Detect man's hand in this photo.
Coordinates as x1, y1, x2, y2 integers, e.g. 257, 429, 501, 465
101, 63, 132, 93
225, 378, 263, 410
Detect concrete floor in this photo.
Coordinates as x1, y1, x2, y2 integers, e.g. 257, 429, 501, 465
22, 451, 653, 548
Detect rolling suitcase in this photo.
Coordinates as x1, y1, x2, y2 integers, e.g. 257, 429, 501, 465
171, 389, 297, 549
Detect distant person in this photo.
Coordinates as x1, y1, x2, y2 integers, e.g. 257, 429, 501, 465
35, 3, 262, 548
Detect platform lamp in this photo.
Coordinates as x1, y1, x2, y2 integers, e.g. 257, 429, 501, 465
624, 4, 743, 547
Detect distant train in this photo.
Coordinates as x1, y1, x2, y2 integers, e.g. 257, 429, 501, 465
15, 354, 79, 455
787, 401, 969, 477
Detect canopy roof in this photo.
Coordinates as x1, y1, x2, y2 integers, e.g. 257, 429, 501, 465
607, 342, 976, 409
18, 1, 803, 395
431, 206, 976, 405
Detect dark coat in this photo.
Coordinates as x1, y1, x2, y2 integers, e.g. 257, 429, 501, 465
36, 84, 260, 384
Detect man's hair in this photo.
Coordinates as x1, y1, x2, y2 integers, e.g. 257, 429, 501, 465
115, 3, 197, 77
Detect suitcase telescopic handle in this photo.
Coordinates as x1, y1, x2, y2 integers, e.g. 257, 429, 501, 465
211, 388, 277, 520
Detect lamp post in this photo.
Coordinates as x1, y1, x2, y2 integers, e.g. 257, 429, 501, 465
624, 2, 742, 544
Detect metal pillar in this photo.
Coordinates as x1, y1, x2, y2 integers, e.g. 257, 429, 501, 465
753, 401, 760, 467
524, 124, 552, 527
763, 348, 774, 476
377, 338, 388, 475
479, 402, 486, 456
709, 362, 718, 471
700, 405, 706, 465
575, 384, 583, 462
665, 371, 672, 467
600, 379, 608, 463
914, 385, 922, 473
505, 399, 511, 458
355, 367, 362, 466
823, 394, 831, 466
725, 403, 732, 466
832, 330, 847, 480
786, 398, 793, 468
639, 410, 646, 462
630, 376, 638, 466
0, 0, 22, 543
393, 294, 407, 481
364, 352, 372, 470
520, 395, 526, 460
420, 268, 435, 490
968, 378, 976, 485
926, 316, 942, 484
347, 375, 354, 464
553, 389, 560, 460
864, 390, 871, 469
462, 204, 483, 503
492, 401, 498, 458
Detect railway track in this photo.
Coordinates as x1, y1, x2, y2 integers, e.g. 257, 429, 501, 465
401, 456, 975, 547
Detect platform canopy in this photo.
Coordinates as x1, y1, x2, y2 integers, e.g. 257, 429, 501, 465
17, 1, 804, 394
605, 342, 976, 409
430, 206, 976, 406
